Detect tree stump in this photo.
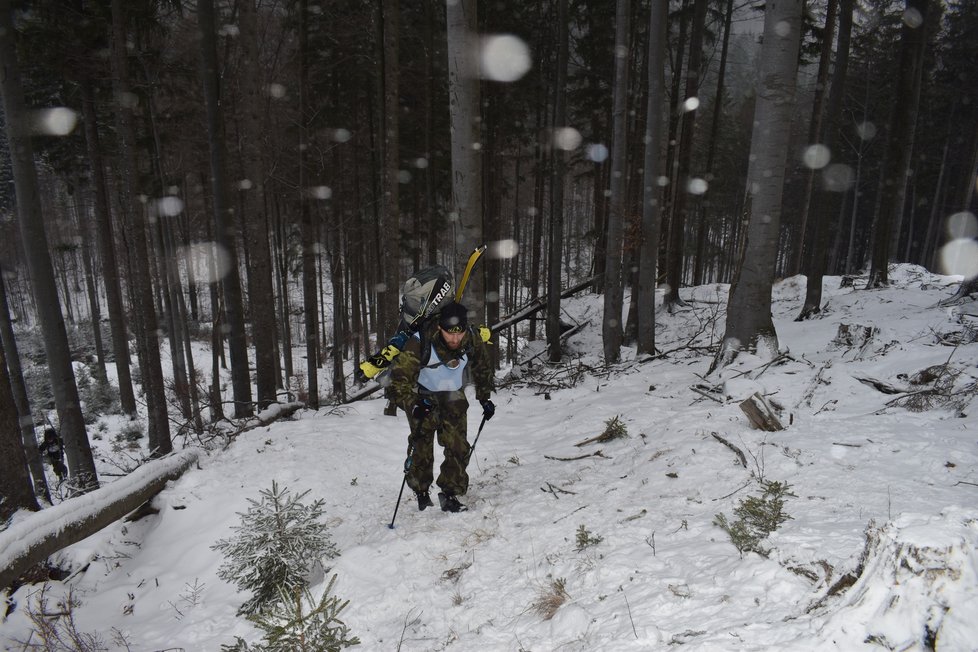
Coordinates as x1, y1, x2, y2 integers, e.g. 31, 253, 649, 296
739, 392, 785, 431
832, 323, 878, 347
832, 323, 879, 359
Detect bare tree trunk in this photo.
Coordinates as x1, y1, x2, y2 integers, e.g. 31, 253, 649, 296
206, 219, 226, 421
921, 117, 953, 270
447, 0, 485, 318
180, 204, 200, 322
165, 223, 203, 433
0, 0, 99, 490
198, 0, 254, 418
380, 0, 401, 341
959, 119, 978, 213
941, 118, 978, 300
664, 0, 707, 309
636, 0, 668, 356
661, 0, 689, 274
298, 0, 319, 409
273, 195, 294, 384
695, 0, 735, 287
74, 191, 107, 381
326, 222, 346, 400
792, 0, 838, 276
529, 97, 546, 340
547, 0, 569, 362
53, 251, 75, 324
798, 0, 853, 319
0, 345, 40, 521
142, 85, 194, 423
423, 0, 438, 265
155, 218, 193, 423
713, 0, 803, 371
0, 274, 50, 504
110, 0, 171, 456
603, 0, 630, 363
868, 0, 930, 288
238, 0, 278, 410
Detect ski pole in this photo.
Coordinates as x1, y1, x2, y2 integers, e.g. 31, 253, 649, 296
389, 430, 418, 530
465, 414, 489, 464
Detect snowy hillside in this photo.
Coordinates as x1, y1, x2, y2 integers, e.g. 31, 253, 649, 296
3, 265, 978, 651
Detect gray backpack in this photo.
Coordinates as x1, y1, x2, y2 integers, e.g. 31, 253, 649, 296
398, 265, 454, 329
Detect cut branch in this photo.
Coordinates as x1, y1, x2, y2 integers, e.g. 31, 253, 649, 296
691, 384, 723, 403
541, 482, 577, 498
545, 450, 608, 461
710, 432, 747, 467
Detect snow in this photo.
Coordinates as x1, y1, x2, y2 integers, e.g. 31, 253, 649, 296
3, 264, 978, 651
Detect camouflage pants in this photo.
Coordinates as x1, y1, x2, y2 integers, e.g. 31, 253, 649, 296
405, 395, 471, 497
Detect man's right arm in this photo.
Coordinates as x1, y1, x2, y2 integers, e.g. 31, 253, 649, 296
389, 339, 422, 412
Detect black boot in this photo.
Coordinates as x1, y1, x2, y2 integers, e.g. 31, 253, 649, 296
416, 491, 433, 511
438, 492, 467, 513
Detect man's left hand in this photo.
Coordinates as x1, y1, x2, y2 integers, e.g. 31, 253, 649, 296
481, 400, 495, 421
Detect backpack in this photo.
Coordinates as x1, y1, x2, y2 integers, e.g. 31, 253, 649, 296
398, 265, 454, 329
357, 265, 455, 381
356, 247, 488, 383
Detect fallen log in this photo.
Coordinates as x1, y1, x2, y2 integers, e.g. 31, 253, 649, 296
224, 401, 305, 447
0, 449, 200, 592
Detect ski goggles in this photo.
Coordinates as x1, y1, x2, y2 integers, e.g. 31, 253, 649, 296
441, 324, 466, 334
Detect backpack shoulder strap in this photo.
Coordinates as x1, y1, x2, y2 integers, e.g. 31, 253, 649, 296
417, 318, 435, 367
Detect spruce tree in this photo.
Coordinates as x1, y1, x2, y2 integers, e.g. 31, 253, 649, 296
212, 481, 338, 616
221, 577, 360, 652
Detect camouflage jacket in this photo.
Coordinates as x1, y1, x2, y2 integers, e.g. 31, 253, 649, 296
389, 320, 494, 411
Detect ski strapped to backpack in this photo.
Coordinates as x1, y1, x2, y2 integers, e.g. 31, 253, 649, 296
357, 265, 453, 381
357, 246, 487, 382
455, 244, 487, 302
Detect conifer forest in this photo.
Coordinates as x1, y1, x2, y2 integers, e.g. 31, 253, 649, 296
1, 0, 977, 511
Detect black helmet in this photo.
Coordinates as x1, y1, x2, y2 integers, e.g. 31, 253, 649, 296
438, 302, 468, 333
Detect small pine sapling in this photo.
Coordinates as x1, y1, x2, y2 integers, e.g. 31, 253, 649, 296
575, 415, 629, 447
714, 479, 795, 556
212, 481, 338, 616
227, 576, 359, 652
601, 415, 628, 440
77, 367, 121, 421
575, 524, 604, 551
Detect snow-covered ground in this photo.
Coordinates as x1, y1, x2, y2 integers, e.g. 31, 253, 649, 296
3, 264, 977, 651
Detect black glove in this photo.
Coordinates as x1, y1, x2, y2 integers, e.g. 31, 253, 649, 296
412, 397, 433, 421
481, 399, 495, 421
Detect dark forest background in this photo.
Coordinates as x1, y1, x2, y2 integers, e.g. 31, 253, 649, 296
1, 0, 976, 506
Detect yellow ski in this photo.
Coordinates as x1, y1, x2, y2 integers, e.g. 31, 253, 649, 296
455, 245, 487, 302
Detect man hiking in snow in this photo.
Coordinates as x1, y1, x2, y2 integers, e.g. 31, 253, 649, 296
389, 301, 495, 513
